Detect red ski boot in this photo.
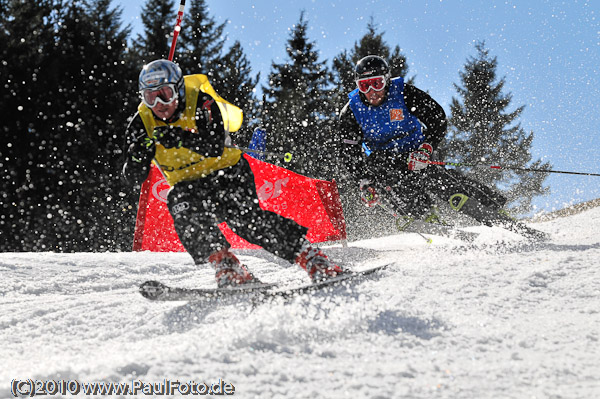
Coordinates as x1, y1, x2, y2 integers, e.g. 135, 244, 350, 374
295, 243, 345, 282
208, 248, 261, 288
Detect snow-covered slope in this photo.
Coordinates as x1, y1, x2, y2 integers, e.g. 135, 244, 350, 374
1, 208, 599, 398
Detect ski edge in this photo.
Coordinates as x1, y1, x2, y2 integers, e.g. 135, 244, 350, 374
265, 262, 393, 298
139, 262, 393, 302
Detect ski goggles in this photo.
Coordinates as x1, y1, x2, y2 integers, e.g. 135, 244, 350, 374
140, 84, 178, 108
356, 76, 387, 93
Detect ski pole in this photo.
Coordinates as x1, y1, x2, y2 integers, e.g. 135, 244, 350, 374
427, 160, 600, 177
168, 0, 186, 61
377, 201, 433, 244
361, 189, 432, 244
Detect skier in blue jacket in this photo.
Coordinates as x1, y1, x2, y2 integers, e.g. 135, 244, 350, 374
336, 55, 447, 219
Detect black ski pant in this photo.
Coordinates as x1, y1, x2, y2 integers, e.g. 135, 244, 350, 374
366, 153, 434, 218
424, 167, 507, 209
365, 152, 506, 218
380, 169, 433, 218
167, 156, 308, 265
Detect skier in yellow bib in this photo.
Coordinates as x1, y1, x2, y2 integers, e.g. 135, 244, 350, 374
123, 59, 345, 287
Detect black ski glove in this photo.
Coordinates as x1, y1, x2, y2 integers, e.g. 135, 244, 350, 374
153, 125, 189, 149
123, 135, 155, 187
128, 135, 155, 164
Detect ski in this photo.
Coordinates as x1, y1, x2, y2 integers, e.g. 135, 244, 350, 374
364, 189, 479, 242
374, 168, 547, 241
265, 262, 392, 299
139, 263, 392, 302
447, 192, 548, 240
430, 167, 548, 241
380, 187, 545, 241
139, 280, 276, 301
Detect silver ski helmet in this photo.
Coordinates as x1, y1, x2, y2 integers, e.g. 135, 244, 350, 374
139, 59, 185, 102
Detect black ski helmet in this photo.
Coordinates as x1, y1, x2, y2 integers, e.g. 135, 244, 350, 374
354, 55, 391, 82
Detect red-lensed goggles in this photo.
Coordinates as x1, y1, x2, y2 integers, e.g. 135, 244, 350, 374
141, 84, 178, 108
356, 76, 387, 93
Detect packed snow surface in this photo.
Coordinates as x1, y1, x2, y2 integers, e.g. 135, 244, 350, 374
2, 207, 600, 398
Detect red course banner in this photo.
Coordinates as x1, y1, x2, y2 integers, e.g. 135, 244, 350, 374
133, 154, 346, 252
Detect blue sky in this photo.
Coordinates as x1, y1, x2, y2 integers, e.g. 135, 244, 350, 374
117, 0, 600, 214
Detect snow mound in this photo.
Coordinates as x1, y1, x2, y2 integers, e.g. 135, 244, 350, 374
1, 209, 599, 398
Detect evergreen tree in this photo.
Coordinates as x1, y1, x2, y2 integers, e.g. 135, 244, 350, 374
0, 0, 7, 27
214, 41, 260, 145
442, 41, 551, 214
262, 11, 333, 176
39, 0, 136, 251
0, 0, 139, 251
0, 0, 59, 250
135, 0, 174, 62
83, 0, 140, 250
175, 0, 258, 145
177, 0, 226, 77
